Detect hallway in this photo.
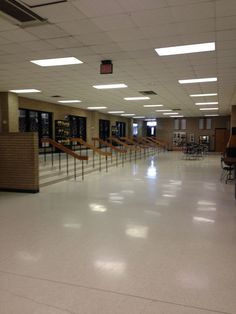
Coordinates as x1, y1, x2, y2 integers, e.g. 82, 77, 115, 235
0, 152, 235, 314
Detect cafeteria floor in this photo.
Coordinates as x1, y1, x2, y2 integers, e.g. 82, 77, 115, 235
0, 152, 235, 314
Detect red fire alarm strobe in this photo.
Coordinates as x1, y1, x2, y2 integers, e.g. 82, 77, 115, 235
100, 60, 113, 74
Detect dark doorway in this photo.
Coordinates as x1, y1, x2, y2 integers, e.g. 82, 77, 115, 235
69, 115, 86, 141
116, 121, 126, 137
215, 128, 230, 152
99, 119, 110, 140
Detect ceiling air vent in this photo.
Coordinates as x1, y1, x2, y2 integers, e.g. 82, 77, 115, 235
139, 91, 157, 95
0, 0, 46, 23
51, 95, 62, 98
172, 108, 181, 111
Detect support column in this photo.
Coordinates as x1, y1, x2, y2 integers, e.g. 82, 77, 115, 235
231, 105, 236, 134
0, 92, 19, 133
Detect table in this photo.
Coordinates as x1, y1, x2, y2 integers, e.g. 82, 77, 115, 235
223, 157, 236, 199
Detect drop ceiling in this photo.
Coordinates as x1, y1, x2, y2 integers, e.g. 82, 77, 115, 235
0, 0, 236, 118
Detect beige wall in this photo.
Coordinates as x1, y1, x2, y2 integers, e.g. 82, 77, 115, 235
156, 116, 230, 151
0, 92, 19, 132
19, 97, 131, 142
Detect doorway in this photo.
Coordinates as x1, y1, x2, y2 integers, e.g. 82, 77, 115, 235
99, 119, 110, 140
215, 128, 230, 152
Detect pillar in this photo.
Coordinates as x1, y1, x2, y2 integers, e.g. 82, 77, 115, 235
0, 92, 19, 133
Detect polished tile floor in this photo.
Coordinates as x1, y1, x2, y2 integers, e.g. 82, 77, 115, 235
0, 152, 235, 314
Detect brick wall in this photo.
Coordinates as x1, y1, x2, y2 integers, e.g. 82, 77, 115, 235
0, 133, 39, 193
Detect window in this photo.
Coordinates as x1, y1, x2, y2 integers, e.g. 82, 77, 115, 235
133, 123, 138, 136
199, 118, 212, 130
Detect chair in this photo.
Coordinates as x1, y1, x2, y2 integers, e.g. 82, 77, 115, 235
220, 157, 234, 183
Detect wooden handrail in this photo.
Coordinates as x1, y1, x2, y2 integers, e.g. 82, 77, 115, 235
70, 138, 112, 157
92, 137, 127, 153
141, 137, 157, 146
41, 138, 88, 161
147, 137, 166, 147
108, 137, 139, 150
132, 137, 149, 148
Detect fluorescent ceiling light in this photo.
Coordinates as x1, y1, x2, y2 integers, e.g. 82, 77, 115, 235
171, 115, 184, 118
93, 84, 127, 89
124, 97, 150, 100
163, 112, 178, 115
199, 108, 219, 111
108, 111, 125, 114
121, 113, 135, 116
204, 114, 219, 117
87, 106, 107, 110
9, 89, 41, 93
190, 93, 217, 97
145, 119, 156, 121
31, 57, 83, 67
155, 42, 215, 56
134, 116, 145, 119
179, 77, 217, 84
195, 102, 218, 105
58, 100, 81, 103
156, 109, 172, 112
143, 104, 163, 107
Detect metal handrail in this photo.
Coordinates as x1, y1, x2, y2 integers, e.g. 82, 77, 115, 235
92, 137, 127, 153
70, 137, 112, 172
41, 138, 88, 180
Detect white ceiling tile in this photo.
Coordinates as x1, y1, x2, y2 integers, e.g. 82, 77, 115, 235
92, 14, 135, 31
34, 2, 86, 22
170, 2, 214, 22
177, 19, 215, 35
131, 9, 172, 27
77, 33, 113, 45
117, 0, 168, 11
0, 29, 36, 42
58, 19, 99, 35
47, 36, 83, 49
27, 24, 67, 39
73, 0, 125, 17
216, 0, 236, 17
216, 16, 236, 31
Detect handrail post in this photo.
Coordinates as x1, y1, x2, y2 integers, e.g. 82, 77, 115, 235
106, 155, 108, 172
122, 153, 124, 167
59, 151, 61, 171
116, 151, 118, 167
86, 147, 88, 164
44, 146, 46, 163
66, 154, 69, 175
51, 145, 54, 166
130, 149, 132, 162
93, 149, 95, 168
99, 154, 101, 172
82, 160, 84, 181
74, 157, 76, 180
135, 149, 137, 163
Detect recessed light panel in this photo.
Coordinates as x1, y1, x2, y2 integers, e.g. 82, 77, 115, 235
31, 57, 83, 67
108, 111, 125, 114
93, 84, 127, 89
58, 100, 81, 103
156, 109, 172, 112
143, 104, 163, 107
9, 89, 41, 93
87, 106, 107, 110
199, 108, 219, 111
190, 93, 217, 97
134, 116, 145, 119
205, 114, 219, 117
195, 102, 218, 105
179, 77, 217, 84
121, 113, 135, 116
155, 42, 215, 56
163, 112, 178, 115
124, 97, 150, 100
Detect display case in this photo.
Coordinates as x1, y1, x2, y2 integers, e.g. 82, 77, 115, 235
55, 120, 70, 146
